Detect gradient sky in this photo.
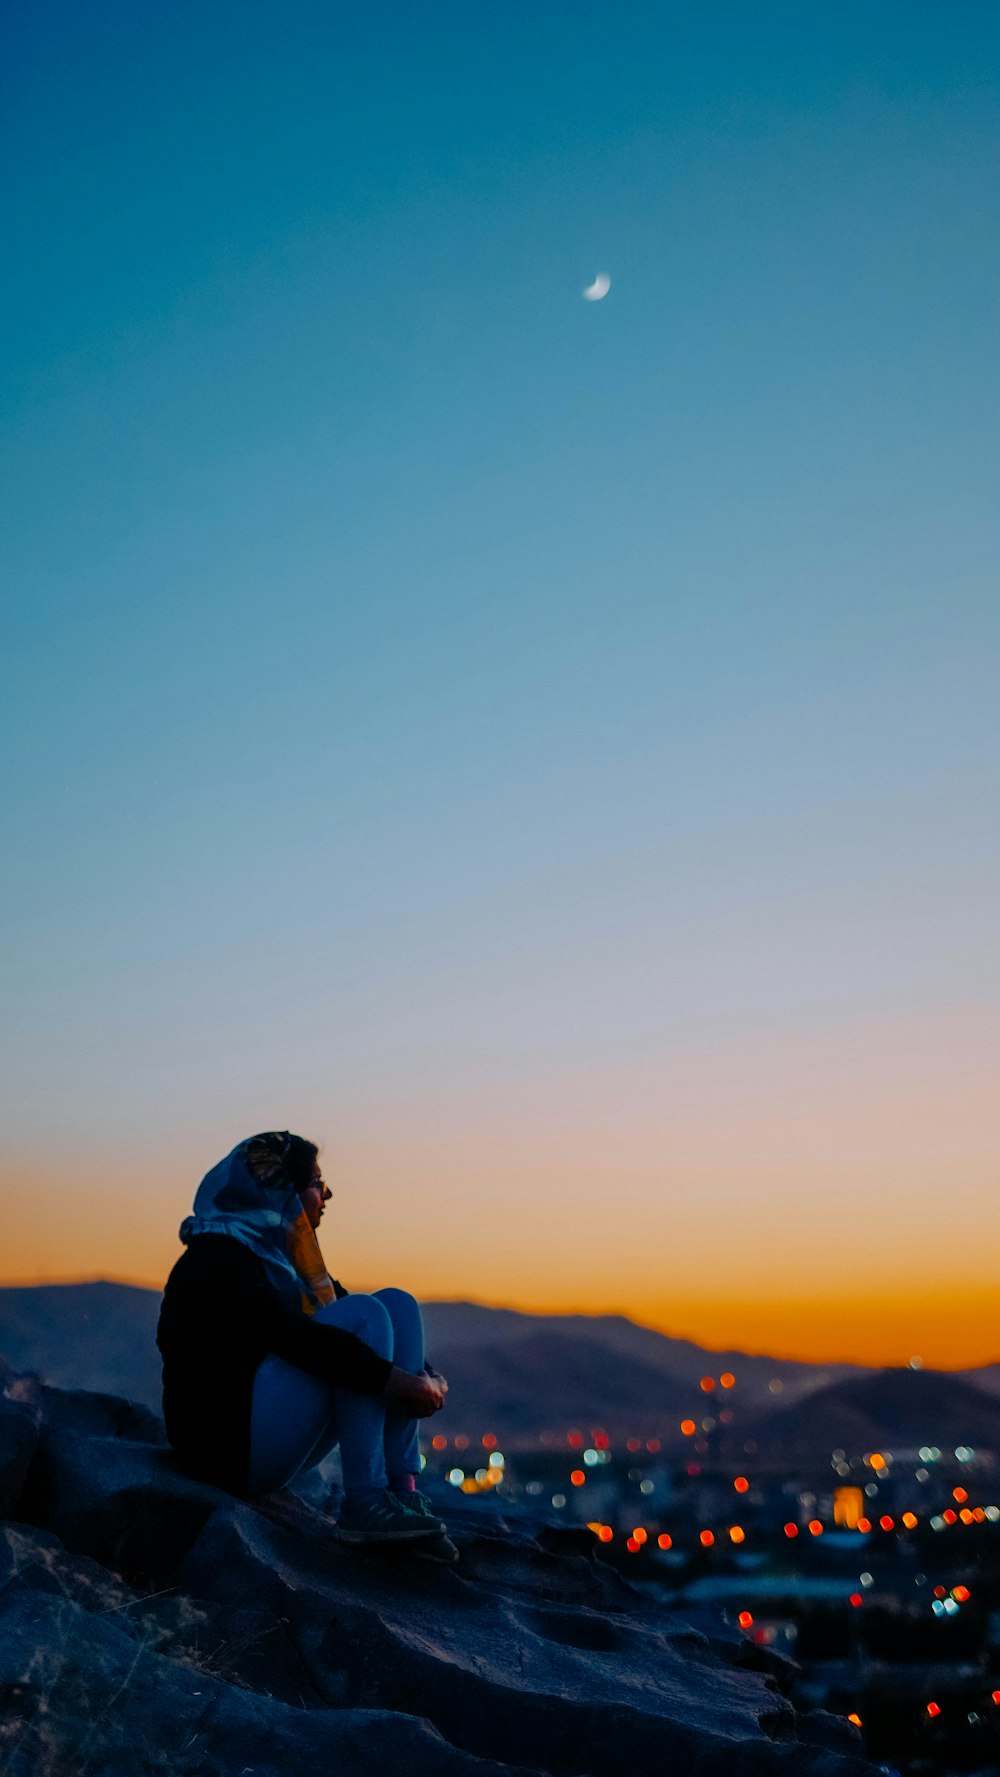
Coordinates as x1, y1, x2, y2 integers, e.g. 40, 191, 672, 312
2, 2, 998, 1367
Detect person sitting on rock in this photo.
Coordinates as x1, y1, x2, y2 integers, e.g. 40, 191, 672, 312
157, 1131, 448, 1546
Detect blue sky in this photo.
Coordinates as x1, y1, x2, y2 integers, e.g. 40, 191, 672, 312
2, 2, 998, 1356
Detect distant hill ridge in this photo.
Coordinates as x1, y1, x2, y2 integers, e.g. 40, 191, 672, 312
754, 1365, 1000, 1463
3, 1281, 998, 1452
0, 1281, 164, 1412
0, 1281, 845, 1428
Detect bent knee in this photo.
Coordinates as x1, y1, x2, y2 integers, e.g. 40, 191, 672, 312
374, 1286, 419, 1314
333, 1292, 394, 1352
348, 1291, 394, 1328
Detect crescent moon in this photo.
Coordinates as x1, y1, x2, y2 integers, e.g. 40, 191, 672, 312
582, 273, 611, 301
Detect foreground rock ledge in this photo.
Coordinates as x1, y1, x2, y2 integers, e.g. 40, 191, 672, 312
0, 1375, 874, 1776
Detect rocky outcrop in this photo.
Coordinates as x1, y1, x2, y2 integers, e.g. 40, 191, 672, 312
0, 1392, 39, 1518
0, 1370, 875, 1776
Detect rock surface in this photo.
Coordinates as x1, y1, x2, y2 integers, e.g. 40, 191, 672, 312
0, 1369, 876, 1776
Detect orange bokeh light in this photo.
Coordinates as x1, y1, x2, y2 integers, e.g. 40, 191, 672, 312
926, 1702, 941, 1718
734, 1476, 749, 1493
657, 1532, 672, 1549
737, 1610, 753, 1628
729, 1525, 745, 1544
699, 1529, 715, 1547
431, 1434, 447, 1450
570, 1469, 586, 1487
720, 1373, 735, 1389
808, 1519, 823, 1536
783, 1522, 798, 1538
857, 1517, 872, 1533
680, 1419, 696, 1436
901, 1511, 918, 1529
879, 1515, 894, 1532
700, 1376, 715, 1392
953, 1486, 968, 1503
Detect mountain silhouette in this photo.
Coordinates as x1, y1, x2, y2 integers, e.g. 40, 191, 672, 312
0, 1282, 846, 1442
745, 1365, 1000, 1463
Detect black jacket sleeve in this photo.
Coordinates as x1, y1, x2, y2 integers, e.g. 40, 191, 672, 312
245, 1262, 393, 1393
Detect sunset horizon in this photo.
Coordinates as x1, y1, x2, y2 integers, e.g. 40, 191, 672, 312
3, 1265, 996, 1375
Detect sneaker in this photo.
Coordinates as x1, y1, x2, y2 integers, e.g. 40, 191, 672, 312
335, 1490, 439, 1544
394, 1490, 447, 1532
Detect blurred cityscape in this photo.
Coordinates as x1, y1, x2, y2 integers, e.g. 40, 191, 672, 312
421, 1364, 1000, 1777
4, 1283, 1000, 1775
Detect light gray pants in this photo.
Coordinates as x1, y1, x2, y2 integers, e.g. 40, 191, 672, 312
246, 1286, 424, 1498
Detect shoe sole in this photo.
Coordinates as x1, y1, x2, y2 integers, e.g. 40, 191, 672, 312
412, 1533, 460, 1565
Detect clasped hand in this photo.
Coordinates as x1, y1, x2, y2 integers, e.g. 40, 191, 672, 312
384, 1364, 448, 1417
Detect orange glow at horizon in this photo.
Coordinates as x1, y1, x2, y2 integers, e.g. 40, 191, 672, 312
3, 1249, 1000, 1371
2, 1031, 999, 1375
3, 1245, 998, 1369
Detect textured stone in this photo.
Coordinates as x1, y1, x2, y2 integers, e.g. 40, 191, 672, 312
0, 1522, 321, 1707
0, 1380, 879, 1776
175, 1493, 874, 1776
37, 1382, 167, 1445
0, 1395, 40, 1518
19, 1429, 227, 1585
0, 1587, 541, 1777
